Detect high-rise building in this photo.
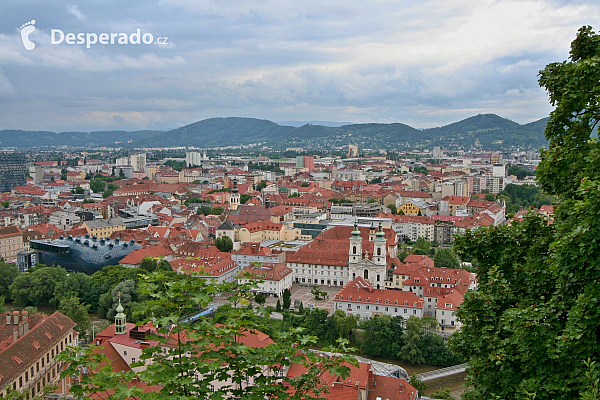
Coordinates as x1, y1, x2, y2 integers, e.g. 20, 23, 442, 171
0, 152, 27, 192
186, 151, 205, 167
302, 156, 315, 172
130, 153, 147, 172
348, 144, 359, 158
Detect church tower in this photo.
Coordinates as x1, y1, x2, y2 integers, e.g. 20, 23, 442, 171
373, 222, 387, 266
230, 178, 240, 211
348, 220, 362, 264
114, 295, 127, 335
369, 221, 376, 241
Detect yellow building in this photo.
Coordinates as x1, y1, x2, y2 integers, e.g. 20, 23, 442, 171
236, 221, 300, 243
398, 200, 426, 216
82, 218, 126, 238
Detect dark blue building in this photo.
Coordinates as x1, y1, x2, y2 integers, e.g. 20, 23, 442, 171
28, 235, 143, 273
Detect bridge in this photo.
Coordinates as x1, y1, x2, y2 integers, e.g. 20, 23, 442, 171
415, 363, 467, 382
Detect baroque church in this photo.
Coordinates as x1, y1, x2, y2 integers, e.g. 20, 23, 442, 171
286, 221, 401, 288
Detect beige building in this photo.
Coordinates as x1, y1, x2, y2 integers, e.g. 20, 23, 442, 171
0, 311, 77, 398
82, 218, 126, 238
0, 226, 24, 262
236, 221, 300, 243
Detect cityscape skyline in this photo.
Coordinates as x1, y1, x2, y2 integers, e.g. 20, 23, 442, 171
0, 1, 597, 132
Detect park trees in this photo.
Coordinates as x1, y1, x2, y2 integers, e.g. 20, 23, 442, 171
433, 248, 460, 269
358, 315, 403, 358
451, 26, 600, 400
57, 296, 91, 333
9, 266, 68, 306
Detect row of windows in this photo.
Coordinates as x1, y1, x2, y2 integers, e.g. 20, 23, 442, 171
341, 303, 419, 315
9, 333, 74, 397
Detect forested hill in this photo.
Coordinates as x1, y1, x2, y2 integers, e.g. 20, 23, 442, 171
0, 114, 548, 149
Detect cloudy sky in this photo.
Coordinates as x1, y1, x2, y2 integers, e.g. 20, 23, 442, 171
0, 0, 597, 132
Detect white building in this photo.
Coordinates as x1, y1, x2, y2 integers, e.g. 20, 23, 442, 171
130, 153, 147, 172
333, 277, 424, 319
286, 222, 400, 289
238, 262, 293, 297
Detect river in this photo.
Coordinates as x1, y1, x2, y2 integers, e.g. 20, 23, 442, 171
370, 357, 467, 398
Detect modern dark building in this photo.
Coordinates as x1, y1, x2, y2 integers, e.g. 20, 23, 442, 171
27, 235, 143, 273
0, 152, 27, 192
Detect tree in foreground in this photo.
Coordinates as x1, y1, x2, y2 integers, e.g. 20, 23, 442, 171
451, 26, 600, 400
58, 271, 356, 399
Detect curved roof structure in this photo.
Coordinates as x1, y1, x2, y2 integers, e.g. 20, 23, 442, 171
31, 234, 143, 273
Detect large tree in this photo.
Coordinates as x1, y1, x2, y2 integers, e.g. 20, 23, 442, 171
9, 266, 68, 306
452, 26, 600, 400
58, 296, 91, 333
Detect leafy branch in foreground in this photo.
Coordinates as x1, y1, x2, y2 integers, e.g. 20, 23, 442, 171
59, 270, 356, 399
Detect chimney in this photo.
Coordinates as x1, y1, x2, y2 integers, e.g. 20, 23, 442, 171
18, 320, 24, 338
22, 311, 29, 333
13, 324, 18, 342
5, 312, 10, 325
12, 310, 19, 325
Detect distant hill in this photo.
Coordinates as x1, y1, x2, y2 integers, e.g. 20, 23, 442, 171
143, 117, 293, 148
421, 114, 548, 148
0, 114, 549, 149
277, 120, 354, 127
0, 129, 162, 148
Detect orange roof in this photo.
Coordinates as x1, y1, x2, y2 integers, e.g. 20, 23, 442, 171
240, 263, 292, 281
335, 277, 423, 308
119, 245, 173, 266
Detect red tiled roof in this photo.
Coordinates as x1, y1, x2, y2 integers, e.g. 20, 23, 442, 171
119, 244, 173, 266
0, 226, 22, 238
0, 312, 76, 390
240, 263, 292, 281
335, 278, 423, 308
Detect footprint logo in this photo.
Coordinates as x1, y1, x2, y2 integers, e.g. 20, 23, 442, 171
20, 20, 36, 50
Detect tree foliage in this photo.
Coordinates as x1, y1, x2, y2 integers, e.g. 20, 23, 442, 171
452, 26, 600, 400
433, 248, 460, 269
215, 236, 233, 252
0, 261, 18, 300
58, 271, 356, 400
58, 296, 91, 333
9, 266, 68, 306
508, 165, 534, 180
497, 184, 554, 214
359, 315, 403, 358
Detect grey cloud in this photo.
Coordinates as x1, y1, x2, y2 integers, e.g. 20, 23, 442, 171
0, 0, 596, 131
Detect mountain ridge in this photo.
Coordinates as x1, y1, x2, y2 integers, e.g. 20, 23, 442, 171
0, 114, 549, 150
